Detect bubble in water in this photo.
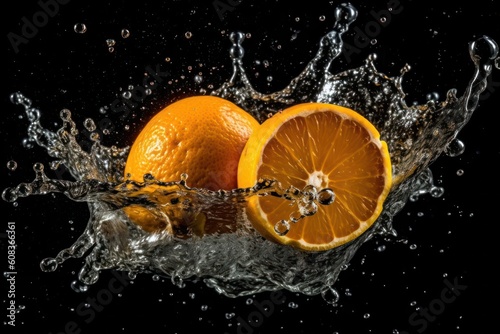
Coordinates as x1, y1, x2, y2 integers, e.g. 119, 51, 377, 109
319, 15, 326, 21
152, 274, 160, 281
185, 31, 193, 39
74, 23, 87, 34
201, 305, 208, 311
370, 39, 377, 45
495, 57, 499, 69
245, 298, 253, 305
377, 245, 386, 252
456, 169, 464, 176
6, 160, 17, 171
121, 29, 131, 39
363, 313, 371, 319
225, 312, 235, 319
288, 302, 299, 309
122, 91, 132, 99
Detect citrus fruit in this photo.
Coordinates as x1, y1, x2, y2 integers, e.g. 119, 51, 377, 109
237, 103, 392, 252
123, 95, 260, 234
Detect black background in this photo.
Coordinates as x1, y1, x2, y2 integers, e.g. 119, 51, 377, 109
2, 1, 499, 333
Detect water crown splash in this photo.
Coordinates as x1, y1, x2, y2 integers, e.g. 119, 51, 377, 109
3, 2, 498, 298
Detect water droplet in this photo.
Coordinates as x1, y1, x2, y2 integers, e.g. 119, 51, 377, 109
321, 286, 340, 305
194, 75, 203, 84
426, 92, 440, 102
40, 258, 58, 272
430, 187, 444, 198
83, 118, 96, 132
274, 220, 290, 236
71, 280, 89, 293
2, 188, 17, 202
7, 160, 17, 171
185, 31, 193, 39
121, 29, 130, 39
22, 138, 34, 149
444, 139, 465, 157
318, 188, 335, 205
74, 23, 87, 34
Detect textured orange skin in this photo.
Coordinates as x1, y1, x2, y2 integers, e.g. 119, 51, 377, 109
123, 95, 260, 235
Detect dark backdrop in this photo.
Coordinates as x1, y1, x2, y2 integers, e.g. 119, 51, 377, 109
2, 1, 499, 333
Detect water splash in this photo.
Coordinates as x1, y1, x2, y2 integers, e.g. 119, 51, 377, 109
3, 3, 498, 298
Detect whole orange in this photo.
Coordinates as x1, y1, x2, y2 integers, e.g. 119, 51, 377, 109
123, 95, 260, 235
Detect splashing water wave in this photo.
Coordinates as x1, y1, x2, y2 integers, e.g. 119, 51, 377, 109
3, 3, 498, 298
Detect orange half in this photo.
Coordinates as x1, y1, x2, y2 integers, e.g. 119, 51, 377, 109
237, 103, 392, 252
